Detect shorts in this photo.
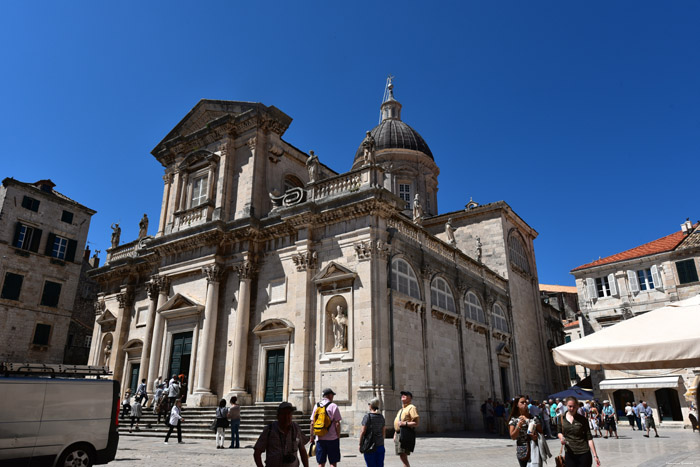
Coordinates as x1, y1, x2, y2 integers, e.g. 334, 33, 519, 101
316, 438, 341, 464
645, 416, 656, 429
394, 435, 412, 455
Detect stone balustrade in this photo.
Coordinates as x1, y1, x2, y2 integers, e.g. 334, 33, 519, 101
310, 166, 370, 201
174, 204, 211, 231
106, 240, 139, 263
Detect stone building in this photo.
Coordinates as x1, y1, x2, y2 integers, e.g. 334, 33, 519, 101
0, 178, 96, 364
88, 83, 559, 433
63, 248, 101, 364
571, 219, 700, 425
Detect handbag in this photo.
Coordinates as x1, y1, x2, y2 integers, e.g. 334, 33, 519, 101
308, 441, 316, 457
516, 443, 530, 461
555, 444, 565, 467
360, 413, 377, 453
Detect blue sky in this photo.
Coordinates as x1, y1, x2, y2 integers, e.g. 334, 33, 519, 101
1, 1, 698, 286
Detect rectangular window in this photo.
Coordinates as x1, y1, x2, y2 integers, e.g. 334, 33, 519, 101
14, 223, 42, 252
1, 272, 23, 300
190, 174, 208, 207
40, 281, 62, 308
21, 196, 40, 212
637, 269, 655, 291
676, 259, 699, 284
51, 236, 68, 260
84, 335, 93, 348
61, 210, 74, 224
595, 276, 611, 298
32, 323, 52, 346
398, 183, 411, 209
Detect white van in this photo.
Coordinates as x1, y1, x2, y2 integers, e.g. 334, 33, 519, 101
0, 364, 119, 467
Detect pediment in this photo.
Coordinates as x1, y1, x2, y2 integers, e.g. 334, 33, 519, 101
158, 293, 204, 313
253, 318, 294, 337
178, 149, 219, 170
153, 100, 293, 154
96, 310, 117, 324
313, 262, 356, 282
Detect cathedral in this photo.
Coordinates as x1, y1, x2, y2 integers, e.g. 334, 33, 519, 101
88, 81, 560, 433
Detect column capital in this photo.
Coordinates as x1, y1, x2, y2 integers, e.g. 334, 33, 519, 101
94, 300, 106, 315
145, 280, 159, 299
162, 172, 174, 184
152, 275, 171, 295
234, 260, 256, 280
116, 288, 134, 309
203, 264, 224, 283
292, 250, 317, 271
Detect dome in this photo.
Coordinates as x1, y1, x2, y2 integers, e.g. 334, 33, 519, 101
353, 82, 433, 167
354, 119, 433, 161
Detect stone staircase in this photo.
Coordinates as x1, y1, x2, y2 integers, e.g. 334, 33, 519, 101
119, 403, 311, 442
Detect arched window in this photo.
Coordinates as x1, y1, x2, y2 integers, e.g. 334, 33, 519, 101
492, 304, 509, 332
430, 277, 456, 312
509, 232, 531, 274
465, 292, 485, 323
391, 258, 420, 299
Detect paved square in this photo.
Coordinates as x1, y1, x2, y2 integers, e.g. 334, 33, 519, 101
114, 425, 700, 466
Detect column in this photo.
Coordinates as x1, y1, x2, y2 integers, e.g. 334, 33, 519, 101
138, 278, 160, 383
89, 300, 104, 365
112, 287, 134, 384
147, 276, 170, 385
193, 264, 222, 406
229, 260, 254, 404
157, 173, 173, 236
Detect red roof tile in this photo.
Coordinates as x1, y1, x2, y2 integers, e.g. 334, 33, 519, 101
571, 226, 695, 272
564, 320, 579, 329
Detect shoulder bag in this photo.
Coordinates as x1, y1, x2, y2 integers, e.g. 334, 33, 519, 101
360, 413, 377, 453
398, 410, 416, 452
555, 444, 565, 467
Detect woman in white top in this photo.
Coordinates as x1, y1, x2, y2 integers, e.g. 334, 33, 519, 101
624, 402, 636, 430
165, 399, 184, 444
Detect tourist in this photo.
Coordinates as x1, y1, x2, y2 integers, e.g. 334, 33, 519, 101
153, 383, 165, 415
602, 400, 618, 439
151, 376, 162, 408
121, 389, 132, 418
542, 401, 553, 438
228, 396, 241, 449
310, 388, 342, 467
588, 404, 602, 438
164, 399, 184, 444
135, 378, 148, 405
635, 400, 644, 431
494, 400, 507, 436
359, 398, 386, 467
155, 390, 169, 424
168, 375, 180, 411
129, 397, 143, 433
393, 390, 419, 467
509, 395, 542, 467
254, 401, 309, 467
641, 401, 660, 438
557, 396, 600, 467
215, 398, 229, 449
624, 402, 636, 430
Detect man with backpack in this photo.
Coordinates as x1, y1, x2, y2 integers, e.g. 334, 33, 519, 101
310, 388, 342, 467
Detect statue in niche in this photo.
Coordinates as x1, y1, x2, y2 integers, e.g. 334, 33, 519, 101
476, 236, 483, 262
110, 223, 121, 248
306, 150, 319, 183
138, 214, 149, 239
445, 217, 456, 246
412, 193, 423, 224
361, 131, 376, 166
102, 343, 112, 366
331, 305, 348, 351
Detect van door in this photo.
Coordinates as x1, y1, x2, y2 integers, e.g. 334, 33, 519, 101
0, 378, 46, 464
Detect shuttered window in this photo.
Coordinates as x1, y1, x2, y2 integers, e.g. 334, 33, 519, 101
676, 259, 699, 284
13, 223, 42, 252
40, 281, 62, 308
21, 196, 40, 212
32, 323, 51, 345
1, 272, 23, 301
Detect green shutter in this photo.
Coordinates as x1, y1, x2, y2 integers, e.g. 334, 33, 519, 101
66, 239, 77, 262
30, 228, 42, 253
45, 233, 56, 256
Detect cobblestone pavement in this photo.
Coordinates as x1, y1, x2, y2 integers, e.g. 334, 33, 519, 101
113, 425, 700, 466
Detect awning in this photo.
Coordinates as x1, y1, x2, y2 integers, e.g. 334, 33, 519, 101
553, 294, 700, 370
599, 376, 681, 390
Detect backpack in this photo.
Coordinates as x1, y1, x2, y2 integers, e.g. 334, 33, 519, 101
313, 402, 332, 437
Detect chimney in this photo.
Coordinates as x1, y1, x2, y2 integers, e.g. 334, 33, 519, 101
83, 247, 91, 262
681, 218, 692, 235
90, 251, 100, 268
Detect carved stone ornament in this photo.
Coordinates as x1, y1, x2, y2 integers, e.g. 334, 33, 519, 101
153, 275, 171, 295
354, 240, 390, 261
94, 300, 106, 314
116, 289, 134, 309
269, 187, 306, 210
235, 260, 255, 280
292, 250, 318, 271
421, 264, 435, 280
202, 264, 223, 283
145, 280, 160, 299
162, 173, 174, 184
268, 142, 284, 163
247, 136, 257, 151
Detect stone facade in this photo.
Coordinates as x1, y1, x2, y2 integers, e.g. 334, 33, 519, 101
571, 219, 700, 425
0, 178, 96, 364
89, 87, 561, 434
